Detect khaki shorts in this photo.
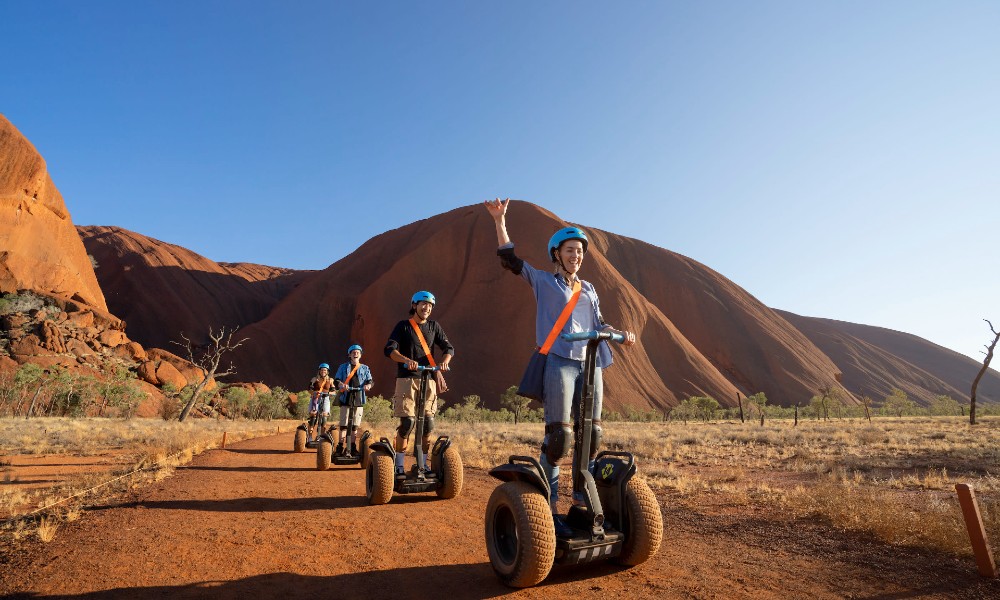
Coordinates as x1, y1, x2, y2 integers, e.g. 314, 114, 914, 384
392, 377, 438, 418
338, 405, 364, 427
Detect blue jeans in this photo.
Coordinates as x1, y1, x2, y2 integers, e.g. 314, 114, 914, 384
539, 353, 603, 510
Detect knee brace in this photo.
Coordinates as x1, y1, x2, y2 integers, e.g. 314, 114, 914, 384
542, 422, 572, 464
397, 417, 415, 438
589, 420, 603, 459
339, 425, 348, 432
423, 415, 435, 436
308, 414, 317, 427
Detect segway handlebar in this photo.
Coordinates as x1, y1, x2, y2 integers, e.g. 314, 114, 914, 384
414, 365, 440, 372
341, 386, 363, 392
561, 330, 626, 344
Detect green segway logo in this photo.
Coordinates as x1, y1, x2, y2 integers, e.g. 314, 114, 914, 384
601, 463, 614, 480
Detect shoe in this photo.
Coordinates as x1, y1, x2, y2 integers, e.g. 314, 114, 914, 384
335, 444, 344, 456
350, 443, 358, 456
553, 515, 575, 538
395, 466, 406, 480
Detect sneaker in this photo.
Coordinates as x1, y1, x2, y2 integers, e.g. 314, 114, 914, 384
395, 466, 406, 480
350, 443, 358, 456
335, 443, 344, 456
553, 515, 575, 538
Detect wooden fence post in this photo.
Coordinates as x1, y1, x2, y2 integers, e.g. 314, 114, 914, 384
222, 431, 228, 450
956, 483, 998, 578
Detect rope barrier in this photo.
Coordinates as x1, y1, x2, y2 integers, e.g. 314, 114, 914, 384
26, 445, 193, 517
11, 425, 290, 521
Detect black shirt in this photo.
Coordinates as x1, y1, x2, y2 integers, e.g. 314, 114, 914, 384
384, 318, 455, 379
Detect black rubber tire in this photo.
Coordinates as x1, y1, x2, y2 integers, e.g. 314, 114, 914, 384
293, 429, 306, 453
366, 452, 394, 505
316, 440, 332, 471
359, 433, 372, 470
613, 477, 663, 566
435, 446, 463, 499
485, 481, 556, 588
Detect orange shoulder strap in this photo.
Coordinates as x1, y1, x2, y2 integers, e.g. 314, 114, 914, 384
408, 318, 438, 368
344, 363, 361, 385
540, 280, 582, 355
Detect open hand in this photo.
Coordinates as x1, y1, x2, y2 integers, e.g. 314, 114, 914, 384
484, 197, 509, 220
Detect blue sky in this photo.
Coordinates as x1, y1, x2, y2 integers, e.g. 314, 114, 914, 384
2, 1, 997, 364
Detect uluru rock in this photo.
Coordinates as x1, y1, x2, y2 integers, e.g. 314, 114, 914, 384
0, 115, 106, 310
78, 225, 314, 349
776, 311, 1000, 404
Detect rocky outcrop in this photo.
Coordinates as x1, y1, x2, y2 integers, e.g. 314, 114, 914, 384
78, 225, 313, 349
0, 115, 106, 310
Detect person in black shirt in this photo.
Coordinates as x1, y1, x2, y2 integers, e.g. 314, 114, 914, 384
383, 290, 454, 476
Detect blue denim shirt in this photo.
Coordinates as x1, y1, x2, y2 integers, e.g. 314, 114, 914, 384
334, 362, 373, 405
500, 243, 613, 367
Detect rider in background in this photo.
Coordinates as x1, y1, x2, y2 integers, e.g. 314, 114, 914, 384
334, 345, 373, 456
384, 291, 454, 477
484, 198, 636, 537
308, 363, 334, 439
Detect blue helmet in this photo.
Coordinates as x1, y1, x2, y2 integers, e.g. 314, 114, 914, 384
548, 227, 589, 260
318, 363, 330, 370
347, 344, 363, 355
411, 291, 436, 305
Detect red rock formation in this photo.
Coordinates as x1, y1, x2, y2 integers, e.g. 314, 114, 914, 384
226, 203, 776, 410
776, 310, 1000, 405
0, 115, 106, 310
78, 225, 313, 349
80, 201, 994, 412
590, 230, 853, 406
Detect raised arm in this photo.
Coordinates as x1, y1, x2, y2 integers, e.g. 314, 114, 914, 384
484, 197, 511, 247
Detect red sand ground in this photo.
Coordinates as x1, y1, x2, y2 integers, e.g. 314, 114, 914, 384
2, 433, 998, 599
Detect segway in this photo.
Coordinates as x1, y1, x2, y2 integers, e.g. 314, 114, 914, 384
316, 386, 373, 471
365, 366, 463, 504
485, 331, 663, 588
293, 393, 330, 453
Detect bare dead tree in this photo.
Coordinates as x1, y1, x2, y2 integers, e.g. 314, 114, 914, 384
172, 326, 248, 422
970, 319, 999, 426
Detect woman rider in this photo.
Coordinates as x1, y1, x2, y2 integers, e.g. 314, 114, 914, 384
484, 198, 636, 537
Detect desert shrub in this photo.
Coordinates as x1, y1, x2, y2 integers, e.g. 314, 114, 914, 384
223, 387, 251, 419
363, 395, 391, 428
0, 291, 46, 315
293, 390, 311, 419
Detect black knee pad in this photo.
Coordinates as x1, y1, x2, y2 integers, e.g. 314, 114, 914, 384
339, 425, 348, 431
424, 415, 435, 436
590, 420, 603, 459
350, 425, 358, 434
308, 414, 317, 427
397, 417, 415, 438
543, 423, 572, 464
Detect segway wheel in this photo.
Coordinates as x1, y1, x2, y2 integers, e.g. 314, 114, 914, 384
293, 429, 306, 453
613, 477, 663, 566
485, 481, 556, 588
359, 434, 372, 470
316, 439, 332, 471
366, 453, 394, 505
435, 446, 463, 499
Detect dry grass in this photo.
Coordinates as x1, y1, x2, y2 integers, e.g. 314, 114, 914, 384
0, 417, 298, 521
440, 416, 1000, 558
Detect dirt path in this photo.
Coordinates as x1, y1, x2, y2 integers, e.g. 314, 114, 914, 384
2, 433, 997, 599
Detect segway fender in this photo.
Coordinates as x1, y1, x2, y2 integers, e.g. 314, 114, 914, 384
319, 431, 336, 444
296, 423, 308, 432
489, 455, 549, 499
369, 438, 395, 459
